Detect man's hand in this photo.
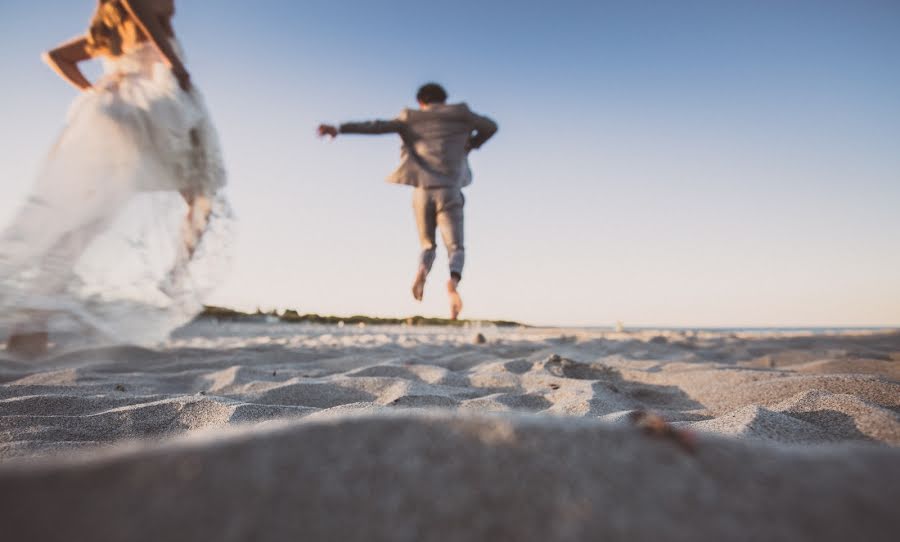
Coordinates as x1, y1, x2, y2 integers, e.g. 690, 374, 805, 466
317, 124, 339, 139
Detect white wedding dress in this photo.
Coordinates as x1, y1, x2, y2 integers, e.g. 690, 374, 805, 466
0, 39, 234, 348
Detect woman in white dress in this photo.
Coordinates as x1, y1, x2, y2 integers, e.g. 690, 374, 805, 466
0, 0, 233, 357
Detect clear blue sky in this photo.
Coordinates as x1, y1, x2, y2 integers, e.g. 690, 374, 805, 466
1, 1, 898, 327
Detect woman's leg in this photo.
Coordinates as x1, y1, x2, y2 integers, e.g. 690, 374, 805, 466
159, 188, 212, 298
178, 189, 213, 263
161, 125, 216, 297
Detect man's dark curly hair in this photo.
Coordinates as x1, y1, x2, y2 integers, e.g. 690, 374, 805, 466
416, 83, 448, 105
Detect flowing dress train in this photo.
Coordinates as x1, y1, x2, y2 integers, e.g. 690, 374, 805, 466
0, 39, 234, 348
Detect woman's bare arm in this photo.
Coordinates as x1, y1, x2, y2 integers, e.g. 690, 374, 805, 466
43, 37, 93, 91
120, 0, 191, 91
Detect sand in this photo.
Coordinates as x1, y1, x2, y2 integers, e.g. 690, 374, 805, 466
1, 323, 899, 540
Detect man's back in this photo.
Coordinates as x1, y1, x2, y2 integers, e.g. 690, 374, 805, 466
399, 103, 481, 188
403, 102, 477, 149
336, 102, 497, 189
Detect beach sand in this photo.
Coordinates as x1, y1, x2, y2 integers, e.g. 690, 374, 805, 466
1, 323, 898, 540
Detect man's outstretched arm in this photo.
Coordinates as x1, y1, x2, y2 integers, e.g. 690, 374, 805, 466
318, 119, 405, 138
467, 113, 499, 151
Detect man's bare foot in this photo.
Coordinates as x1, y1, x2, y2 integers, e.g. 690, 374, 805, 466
447, 278, 463, 320
412, 267, 427, 301
6, 331, 49, 360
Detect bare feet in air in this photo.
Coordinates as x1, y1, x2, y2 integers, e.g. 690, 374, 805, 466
447, 277, 463, 320
412, 267, 427, 301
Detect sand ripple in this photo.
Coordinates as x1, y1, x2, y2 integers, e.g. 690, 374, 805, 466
1, 324, 898, 460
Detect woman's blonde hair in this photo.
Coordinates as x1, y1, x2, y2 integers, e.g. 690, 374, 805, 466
86, 0, 144, 57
